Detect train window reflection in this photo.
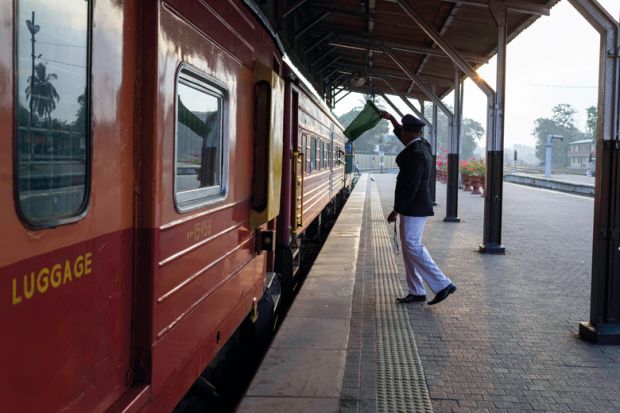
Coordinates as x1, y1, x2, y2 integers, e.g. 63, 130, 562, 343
175, 68, 226, 210
15, 0, 91, 227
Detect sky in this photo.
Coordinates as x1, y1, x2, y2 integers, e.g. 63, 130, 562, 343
334, 0, 619, 150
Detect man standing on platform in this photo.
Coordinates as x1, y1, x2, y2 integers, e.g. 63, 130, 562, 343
379, 111, 457, 305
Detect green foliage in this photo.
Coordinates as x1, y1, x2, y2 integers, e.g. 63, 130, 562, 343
532, 103, 586, 166
25, 62, 60, 125
461, 118, 484, 159
425, 103, 484, 159
586, 106, 597, 139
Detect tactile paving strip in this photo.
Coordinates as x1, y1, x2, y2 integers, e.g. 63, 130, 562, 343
371, 181, 434, 413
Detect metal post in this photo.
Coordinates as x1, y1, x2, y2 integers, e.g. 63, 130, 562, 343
444, 67, 461, 222
568, 0, 620, 344
480, 1, 507, 254
431, 101, 438, 205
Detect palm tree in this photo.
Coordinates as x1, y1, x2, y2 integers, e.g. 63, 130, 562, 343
25, 62, 60, 126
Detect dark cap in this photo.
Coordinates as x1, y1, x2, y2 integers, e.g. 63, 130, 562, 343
401, 114, 425, 132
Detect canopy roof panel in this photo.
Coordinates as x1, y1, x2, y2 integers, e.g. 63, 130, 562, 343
248, 0, 560, 103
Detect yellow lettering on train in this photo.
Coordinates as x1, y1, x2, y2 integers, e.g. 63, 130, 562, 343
24, 272, 35, 299
63, 261, 72, 284
84, 253, 92, 275
37, 267, 50, 294
75, 255, 84, 278
12, 278, 22, 305
10, 251, 94, 306
50, 264, 62, 288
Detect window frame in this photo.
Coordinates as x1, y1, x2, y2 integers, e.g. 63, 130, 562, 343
174, 64, 229, 213
13, 0, 94, 229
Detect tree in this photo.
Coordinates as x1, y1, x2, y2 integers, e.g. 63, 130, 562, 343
423, 103, 483, 158
586, 106, 597, 139
532, 103, 586, 166
461, 118, 484, 159
25, 62, 60, 126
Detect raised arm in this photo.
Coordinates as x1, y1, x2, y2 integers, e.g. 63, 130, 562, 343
379, 111, 400, 130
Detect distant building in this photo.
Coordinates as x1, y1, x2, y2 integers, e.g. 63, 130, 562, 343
568, 139, 595, 170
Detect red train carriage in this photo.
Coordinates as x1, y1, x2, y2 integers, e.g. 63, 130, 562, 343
276, 72, 350, 294
0, 1, 351, 412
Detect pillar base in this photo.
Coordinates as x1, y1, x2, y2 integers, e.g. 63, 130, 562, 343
478, 243, 505, 254
443, 217, 460, 223
579, 322, 620, 344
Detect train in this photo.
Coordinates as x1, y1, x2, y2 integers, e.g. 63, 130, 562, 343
0, 1, 354, 412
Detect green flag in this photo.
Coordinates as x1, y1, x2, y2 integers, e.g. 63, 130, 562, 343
344, 100, 382, 141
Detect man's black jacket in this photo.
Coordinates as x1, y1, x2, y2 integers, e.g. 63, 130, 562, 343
394, 138, 434, 217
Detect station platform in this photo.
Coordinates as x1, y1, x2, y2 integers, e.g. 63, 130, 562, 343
239, 173, 620, 413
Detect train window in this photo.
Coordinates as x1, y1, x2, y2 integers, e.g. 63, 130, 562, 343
310, 138, 317, 171
175, 67, 227, 211
15, 0, 92, 227
320, 141, 325, 170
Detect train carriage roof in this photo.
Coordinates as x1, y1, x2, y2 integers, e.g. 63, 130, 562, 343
244, 0, 560, 102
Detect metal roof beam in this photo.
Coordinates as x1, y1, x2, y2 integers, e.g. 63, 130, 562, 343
338, 61, 455, 85
304, 32, 334, 55
310, 46, 337, 66
394, 0, 495, 97
380, 93, 404, 117
382, 47, 454, 118
283, 0, 309, 19
416, 2, 462, 76
335, 90, 352, 104
440, 0, 550, 15
378, 77, 433, 127
330, 36, 487, 63
295, 12, 330, 39
316, 56, 341, 74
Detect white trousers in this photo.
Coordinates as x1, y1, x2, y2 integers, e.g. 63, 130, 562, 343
399, 215, 452, 295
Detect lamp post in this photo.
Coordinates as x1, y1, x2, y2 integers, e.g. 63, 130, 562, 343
544, 135, 563, 178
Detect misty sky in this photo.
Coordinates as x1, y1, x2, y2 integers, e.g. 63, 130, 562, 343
334, 0, 619, 150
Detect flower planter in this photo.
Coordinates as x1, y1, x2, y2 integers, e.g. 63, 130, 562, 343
462, 174, 472, 191
471, 176, 482, 194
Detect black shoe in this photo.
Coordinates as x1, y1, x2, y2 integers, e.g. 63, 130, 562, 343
396, 294, 426, 303
427, 284, 457, 305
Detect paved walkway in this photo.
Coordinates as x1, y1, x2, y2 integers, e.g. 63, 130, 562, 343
240, 174, 620, 413
377, 175, 620, 412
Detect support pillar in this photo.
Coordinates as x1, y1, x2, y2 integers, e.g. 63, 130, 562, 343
431, 101, 438, 205
480, 1, 507, 254
444, 67, 461, 222
568, 0, 620, 343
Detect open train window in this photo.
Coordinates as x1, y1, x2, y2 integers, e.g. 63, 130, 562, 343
15, 0, 92, 228
252, 80, 270, 212
175, 66, 227, 211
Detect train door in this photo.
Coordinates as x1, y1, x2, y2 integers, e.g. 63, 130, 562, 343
0, 1, 135, 411
292, 91, 304, 231
329, 124, 335, 197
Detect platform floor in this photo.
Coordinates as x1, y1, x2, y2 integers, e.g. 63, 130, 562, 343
240, 173, 620, 413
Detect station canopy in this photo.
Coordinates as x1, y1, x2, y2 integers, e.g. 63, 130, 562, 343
248, 0, 560, 102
